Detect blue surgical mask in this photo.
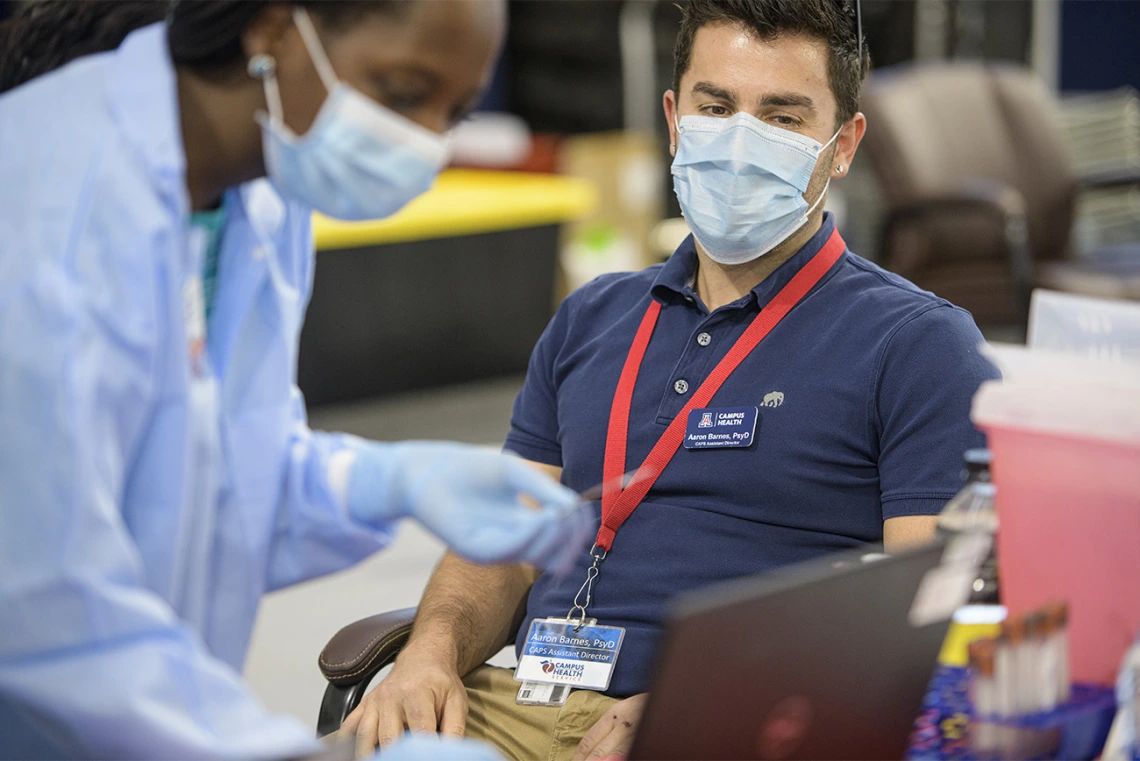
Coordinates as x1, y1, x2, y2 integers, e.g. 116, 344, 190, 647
672, 112, 839, 265
256, 9, 449, 221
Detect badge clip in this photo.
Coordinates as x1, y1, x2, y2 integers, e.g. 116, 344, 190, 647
567, 543, 607, 631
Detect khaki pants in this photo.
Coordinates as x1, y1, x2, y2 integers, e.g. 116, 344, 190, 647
462, 665, 618, 761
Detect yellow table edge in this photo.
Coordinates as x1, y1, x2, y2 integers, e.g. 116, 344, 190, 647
313, 169, 599, 250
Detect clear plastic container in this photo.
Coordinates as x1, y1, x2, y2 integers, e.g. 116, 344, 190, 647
1029, 289, 1140, 363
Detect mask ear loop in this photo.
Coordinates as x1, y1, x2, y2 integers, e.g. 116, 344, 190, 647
805, 176, 831, 217
292, 7, 340, 94
804, 126, 845, 217
248, 54, 284, 125
821, 126, 842, 152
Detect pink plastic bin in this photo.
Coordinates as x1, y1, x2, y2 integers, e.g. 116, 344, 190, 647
982, 421, 1140, 685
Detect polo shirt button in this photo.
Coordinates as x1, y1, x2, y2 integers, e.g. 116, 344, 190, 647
673, 379, 689, 395
696, 332, 712, 347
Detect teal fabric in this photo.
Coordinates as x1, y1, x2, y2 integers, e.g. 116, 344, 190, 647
191, 203, 227, 325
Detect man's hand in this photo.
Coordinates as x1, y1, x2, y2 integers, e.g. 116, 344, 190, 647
337, 645, 468, 760
572, 694, 649, 761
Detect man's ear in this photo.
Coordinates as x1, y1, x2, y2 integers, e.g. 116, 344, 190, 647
830, 112, 867, 179
663, 90, 679, 158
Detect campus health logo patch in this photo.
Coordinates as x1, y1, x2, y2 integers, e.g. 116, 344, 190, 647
538, 659, 586, 681
698, 412, 714, 428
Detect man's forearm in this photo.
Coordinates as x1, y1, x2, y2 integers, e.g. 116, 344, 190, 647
404, 552, 538, 676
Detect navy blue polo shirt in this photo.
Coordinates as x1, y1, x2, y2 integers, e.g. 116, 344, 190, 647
504, 214, 998, 698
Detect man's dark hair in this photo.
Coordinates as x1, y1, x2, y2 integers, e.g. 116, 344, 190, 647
671, 0, 870, 127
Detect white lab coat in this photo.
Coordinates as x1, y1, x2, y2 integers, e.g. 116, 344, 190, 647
0, 23, 390, 759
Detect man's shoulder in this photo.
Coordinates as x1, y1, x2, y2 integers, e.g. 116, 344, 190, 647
831, 254, 994, 393
833, 251, 977, 331
839, 252, 949, 303
559, 265, 664, 316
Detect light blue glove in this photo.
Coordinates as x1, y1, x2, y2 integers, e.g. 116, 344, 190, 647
373, 733, 505, 761
347, 441, 593, 573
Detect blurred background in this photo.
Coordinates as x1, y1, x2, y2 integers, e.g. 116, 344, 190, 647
3, 0, 1137, 729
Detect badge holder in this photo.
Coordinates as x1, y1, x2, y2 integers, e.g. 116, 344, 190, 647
515, 545, 625, 706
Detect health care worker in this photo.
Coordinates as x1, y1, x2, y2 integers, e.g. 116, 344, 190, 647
0, 1, 590, 758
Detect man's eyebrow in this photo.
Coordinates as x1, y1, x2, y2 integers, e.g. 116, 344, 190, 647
691, 81, 738, 105
757, 92, 816, 111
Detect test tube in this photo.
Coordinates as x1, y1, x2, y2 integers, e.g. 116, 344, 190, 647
1037, 612, 1059, 712
1044, 601, 1071, 704
994, 626, 1020, 758
1001, 616, 1030, 715
969, 638, 999, 757
1024, 612, 1047, 714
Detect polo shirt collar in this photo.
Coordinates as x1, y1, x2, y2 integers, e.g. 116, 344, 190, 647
651, 212, 840, 310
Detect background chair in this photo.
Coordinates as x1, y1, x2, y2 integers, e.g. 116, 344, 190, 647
860, 61, 1140, 330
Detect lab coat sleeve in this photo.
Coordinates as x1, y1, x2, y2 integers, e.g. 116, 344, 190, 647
0, 265, 321, 759
263, 391, 396, 592
259, 198, 395, 592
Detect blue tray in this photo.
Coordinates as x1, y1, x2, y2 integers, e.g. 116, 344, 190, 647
906, 666, 1116, 761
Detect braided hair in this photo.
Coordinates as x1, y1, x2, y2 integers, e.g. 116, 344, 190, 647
167, 0, 400, 70
0, 1, 167, 93
0, 0, 400, 94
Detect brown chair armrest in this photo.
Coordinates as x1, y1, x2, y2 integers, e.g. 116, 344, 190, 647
316, 607, 418, 737
319, 607, 418, 685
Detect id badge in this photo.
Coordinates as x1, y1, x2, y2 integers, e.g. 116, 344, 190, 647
516, 680, 571, 707
684, 406, 759, 449
514, 617, 625, 692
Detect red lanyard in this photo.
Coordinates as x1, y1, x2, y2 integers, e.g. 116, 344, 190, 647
597, 228, 846, 552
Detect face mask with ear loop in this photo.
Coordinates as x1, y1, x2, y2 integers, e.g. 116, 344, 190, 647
248, 8, 449, 221
671, 111, 841, 266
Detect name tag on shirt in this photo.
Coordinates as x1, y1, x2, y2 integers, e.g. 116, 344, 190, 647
684, 406, 759, 449
515, 617, 625, 692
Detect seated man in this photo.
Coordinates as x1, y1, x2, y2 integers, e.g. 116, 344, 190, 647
342, 0, 999, 759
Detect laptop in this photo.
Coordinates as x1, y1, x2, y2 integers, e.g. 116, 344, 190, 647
629, 541, 962, 760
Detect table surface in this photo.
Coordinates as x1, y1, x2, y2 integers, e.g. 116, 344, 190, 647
313, 169, 598, 250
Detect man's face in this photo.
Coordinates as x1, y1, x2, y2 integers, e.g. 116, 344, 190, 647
665, 22, 864, 205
